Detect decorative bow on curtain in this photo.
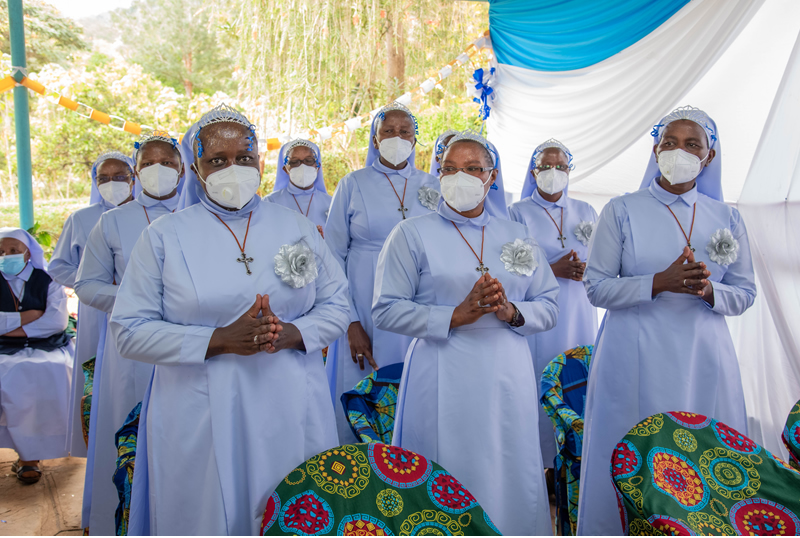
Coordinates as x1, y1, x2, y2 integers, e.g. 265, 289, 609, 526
468, 67, 496, 121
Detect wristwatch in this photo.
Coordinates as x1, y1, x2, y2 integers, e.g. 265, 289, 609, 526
508, 302, 525, 328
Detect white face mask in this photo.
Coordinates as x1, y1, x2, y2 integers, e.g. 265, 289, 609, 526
98, 181, 132, 206
288, 164, 317, 189
536, 168, 569, 194
198, 165, 260, 210
440, 171, 491, 212
138, 164, 180, 198
657, 148, 708, 185
377, 136, 414, 166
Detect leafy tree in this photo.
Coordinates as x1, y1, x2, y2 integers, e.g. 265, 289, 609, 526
0, 0, 89, 71
111, 0, 237, 98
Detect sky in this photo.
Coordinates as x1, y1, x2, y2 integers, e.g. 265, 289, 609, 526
46, 0, 131, 19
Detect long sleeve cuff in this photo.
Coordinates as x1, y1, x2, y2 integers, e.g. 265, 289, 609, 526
0, 312, 22, 335
427, 305, 455, 340
181, 326, 215, 364
641, 274, 656, 303
348, 297, 359, 323
293, 316, 320, 355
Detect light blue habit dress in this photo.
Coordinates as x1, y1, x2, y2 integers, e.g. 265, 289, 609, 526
373, 164, 559, 535
49, 152, 133, 461
75, 186, 179, 536
576, 113, 756, 535
110, 164, 349, 534
324, 114, 440, 443
263, 139, 332, 228
508, 150, 598, 467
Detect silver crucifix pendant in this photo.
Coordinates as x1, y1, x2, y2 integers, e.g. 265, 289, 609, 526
237, 252, 254, 275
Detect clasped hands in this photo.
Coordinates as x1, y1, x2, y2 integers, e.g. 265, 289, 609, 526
652, 246, 714, 303
450, 273, 516, 329
551, 249, 585, 282
206, 294, 304, 359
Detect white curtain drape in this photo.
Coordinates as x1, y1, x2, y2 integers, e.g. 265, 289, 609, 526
487, 0, 764, 196
733, 27, 800, 457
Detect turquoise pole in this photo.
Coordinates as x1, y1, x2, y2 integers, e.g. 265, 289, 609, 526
8, 0, 34, 230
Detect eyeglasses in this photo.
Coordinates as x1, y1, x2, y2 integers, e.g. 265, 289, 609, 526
286, 158, 319, 168
96, 174, 132, 182
440, 166, 495, 176
535, 164, 569, 172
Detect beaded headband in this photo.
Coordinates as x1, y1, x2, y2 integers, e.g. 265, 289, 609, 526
93, 151, 133, 175
434, 129, 461, 159
194, 103, 257, 158
532, 138, 575, 170
446, 130, 498, 167
651, 105, 717, 148
376, 102, 419, 136
134, 129, 180, 160
282, 138, 319, 165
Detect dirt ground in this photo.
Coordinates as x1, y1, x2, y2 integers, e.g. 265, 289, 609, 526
0, 449, 84, 536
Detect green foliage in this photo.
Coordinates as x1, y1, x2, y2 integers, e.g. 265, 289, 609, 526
111, 0, 237, 97
0, 0, 89, 71
26, 220, 51, 249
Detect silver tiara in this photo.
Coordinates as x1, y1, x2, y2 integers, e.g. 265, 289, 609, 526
377, 102, 419, 134
93, 151, 132, 173
652, 105, 717, 146
435, 129, 461, 158
283, 139, 319, 164
446, 130, 498, 166
197, 103, 256, 132
532, 138, 574, 169
134, 129, 179, 157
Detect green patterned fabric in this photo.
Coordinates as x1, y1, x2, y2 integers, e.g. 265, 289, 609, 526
261, 443, 502, 536
540, 345, 592, 536
612, 411, 800, 536
782, 399, 800, 471
342, 363, 402, 444
80, 357, 95, 447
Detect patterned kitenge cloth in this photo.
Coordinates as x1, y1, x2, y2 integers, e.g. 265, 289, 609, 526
341, 362, 403, 444
80, 357, 95, 447
782, 399, 800, 471
612, 411, 800, 535
540, 345, 592, 536
261, 443, 502, 536
113, 402, 141, 537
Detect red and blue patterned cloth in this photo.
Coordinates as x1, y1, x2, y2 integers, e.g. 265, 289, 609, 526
612, 411, 800, 535
261, 443, 501, 536
782, 399, 800, 471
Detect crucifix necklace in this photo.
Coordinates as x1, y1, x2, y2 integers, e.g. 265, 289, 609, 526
451, 221, 488, 275
213, 211, 254, 275
142, 206, 174, 225
542, 206, 567, 248
666, 203, 697, 252
291, 191, 315, 217
383, 173, 409, 220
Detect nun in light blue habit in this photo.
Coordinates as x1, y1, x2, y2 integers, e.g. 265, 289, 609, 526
264, 139, 332, 228
373, 131, 558, 535
50, 151, 135, 461
111, 104, 348, 535
577, 106, 756, 535
323, 102, 441, 444
74, 131, 184, 535
508, 139, 598, 468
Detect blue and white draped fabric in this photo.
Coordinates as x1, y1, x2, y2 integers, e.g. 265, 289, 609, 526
485, 0, 764, 195
520, 139, 575, 200
273, 139, 328, 193
639, 106, 724, 201
89, 151, 136, 208
74, 191, 178, 536
373, 200, 559, 535
364, 106, 418, 168
577, 177, 757, 533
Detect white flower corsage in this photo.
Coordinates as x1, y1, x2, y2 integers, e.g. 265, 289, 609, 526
574, 221, 594, 246
500, 238, 538, 276
706, 228, 739, 266
274, 241, 318, 288
417, 186, 440, 211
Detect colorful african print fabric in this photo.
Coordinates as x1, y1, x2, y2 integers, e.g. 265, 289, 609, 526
261, 443, 502, 536
612, 411, 800, 536
80, 357, 95, 447
341, 363, 403, 444
782, 399, 800, 471
113, 402, 141, 536
540, 345, 592, 536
